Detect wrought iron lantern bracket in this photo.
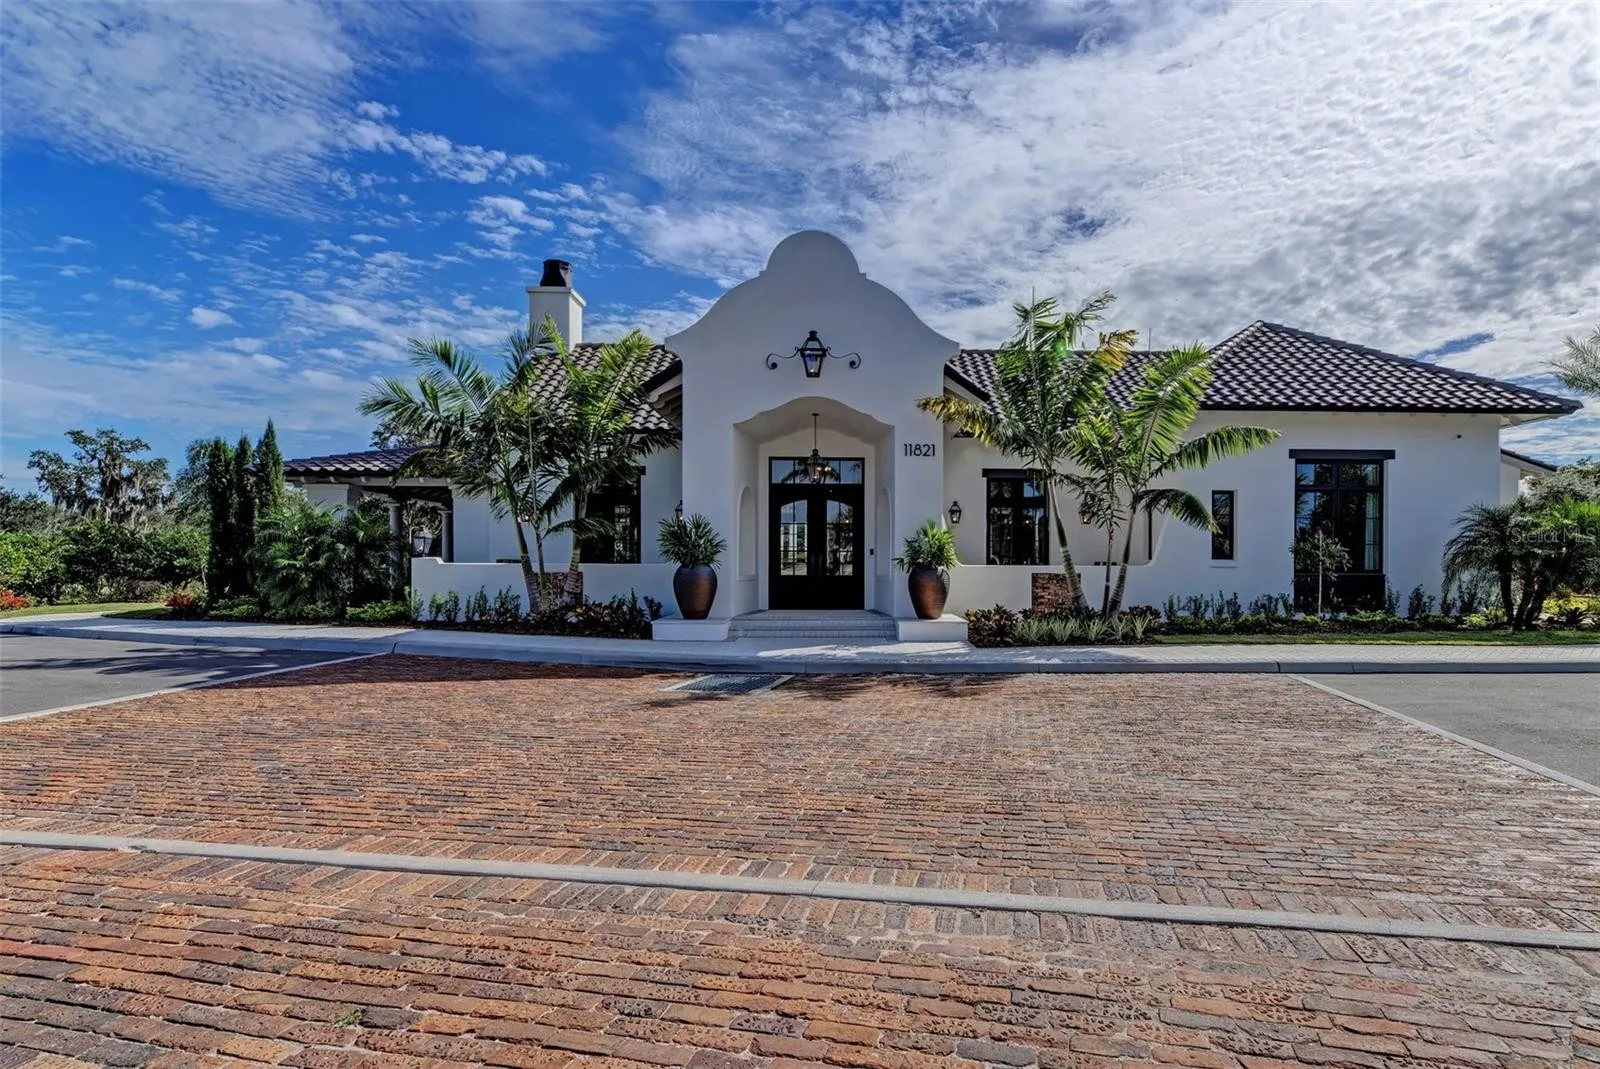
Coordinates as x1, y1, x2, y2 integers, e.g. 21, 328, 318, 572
766, 330, 860, 378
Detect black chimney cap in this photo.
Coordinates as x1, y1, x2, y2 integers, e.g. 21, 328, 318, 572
538, 259, 573, 288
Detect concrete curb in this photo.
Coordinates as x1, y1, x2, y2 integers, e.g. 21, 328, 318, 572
1292, 675, 1600, 799
4, 618, 1598, 676
5, 829, 1596, 951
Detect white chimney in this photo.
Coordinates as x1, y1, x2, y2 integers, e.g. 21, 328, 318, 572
526, 258, 584, 346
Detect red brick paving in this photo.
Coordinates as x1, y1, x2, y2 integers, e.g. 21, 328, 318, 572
4, 656, 1600, 1067
0, 658, 1596, 929
0, 849, 1594, 1068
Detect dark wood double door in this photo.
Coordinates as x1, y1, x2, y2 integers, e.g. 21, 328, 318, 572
769, 478, 864, 610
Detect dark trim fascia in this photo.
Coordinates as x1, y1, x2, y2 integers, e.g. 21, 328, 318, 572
1288, 449, 1395, 461
983, 467, 1041, 479
1203, 403, 1577, 415
1500, 448, 1557, 473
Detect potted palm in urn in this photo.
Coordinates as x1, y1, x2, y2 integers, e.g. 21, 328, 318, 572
895, 519, 960, 620
658, 513, 728, 620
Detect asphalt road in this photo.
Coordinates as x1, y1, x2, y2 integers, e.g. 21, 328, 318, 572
0, 635, 354, 719
1306, 673, 1600, 789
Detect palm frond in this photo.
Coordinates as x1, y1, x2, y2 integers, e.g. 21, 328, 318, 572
1137, 487, 1215, 531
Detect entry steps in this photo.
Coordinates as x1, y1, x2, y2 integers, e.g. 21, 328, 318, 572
727, 610, 898, 644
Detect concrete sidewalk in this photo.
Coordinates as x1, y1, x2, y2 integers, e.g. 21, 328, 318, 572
4, 611, 1597, 673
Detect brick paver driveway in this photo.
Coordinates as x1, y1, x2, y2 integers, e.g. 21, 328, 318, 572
2, 655, 1598, 1067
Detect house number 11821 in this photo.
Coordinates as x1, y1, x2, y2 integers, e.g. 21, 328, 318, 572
903, 443, 937, 458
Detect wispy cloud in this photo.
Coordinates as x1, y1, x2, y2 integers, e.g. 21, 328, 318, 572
112, 277, 182, 302
188, 306, 237, 329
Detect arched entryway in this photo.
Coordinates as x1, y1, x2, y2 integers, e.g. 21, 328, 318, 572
733, 398, 894, 612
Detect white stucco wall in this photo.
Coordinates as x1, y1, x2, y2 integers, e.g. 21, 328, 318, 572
410, 558, 676, 616
300, 484, 360, 512
941, 410, 1504, 613
448, 446, 682, 569
667, 231, 957, 619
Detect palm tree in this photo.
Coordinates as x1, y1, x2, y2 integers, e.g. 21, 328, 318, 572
1442, 502, 1522, 628
1066, 344, 1280, 615
542, 326, 678, 604
1552, 325, 1600, 398
361, 329, 565, 612
1515, 497, 1600, 626
918, 293, 1134, 613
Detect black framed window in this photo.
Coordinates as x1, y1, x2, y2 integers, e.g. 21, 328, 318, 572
580, 474, 641, 563
986, 474, 1048, 566
1211, 490, 1235, 561
1294, 457, 1385, 609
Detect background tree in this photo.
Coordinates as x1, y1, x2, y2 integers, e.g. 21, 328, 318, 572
170, 438, 218, 525
28, 428, 169, 530
918, 293, 1134, 613
0, 487, 58, 533
543, 326, 677, 604
361, 329, 566, 611
1528, 458, 1600, 506
1552, 325, 1600, 398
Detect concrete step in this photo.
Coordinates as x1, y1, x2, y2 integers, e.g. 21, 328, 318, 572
728, 611, 898, 643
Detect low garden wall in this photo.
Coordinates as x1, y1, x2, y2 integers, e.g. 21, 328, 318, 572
409, 558, 676, 618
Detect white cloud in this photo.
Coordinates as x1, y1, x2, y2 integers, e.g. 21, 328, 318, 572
464, 193, 553, 253
188, 306, 237, 329
34, 235, 92, 252
155, 216, 220, 243
112, 277, 182, 302
342, 116, 547, 184
349, 233, 387, 244
614, 1, 1600, 455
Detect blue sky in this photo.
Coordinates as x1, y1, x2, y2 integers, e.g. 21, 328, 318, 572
2, 0, 1596, 494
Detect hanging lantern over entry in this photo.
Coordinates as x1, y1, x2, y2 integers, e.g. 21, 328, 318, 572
805, 412, 829, 484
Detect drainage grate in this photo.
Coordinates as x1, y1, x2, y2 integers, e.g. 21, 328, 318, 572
666, 673, 789, 695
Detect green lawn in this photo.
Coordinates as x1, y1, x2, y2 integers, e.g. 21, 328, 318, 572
0, 601, 165, 620
1157, 630, 1600, 646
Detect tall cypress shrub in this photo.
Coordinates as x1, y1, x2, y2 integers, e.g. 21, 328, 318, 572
254, 420, 285, 517
203, 438, 233, 597
230, 436, 255, 595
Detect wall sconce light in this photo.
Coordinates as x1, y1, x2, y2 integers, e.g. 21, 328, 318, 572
947, 500, 963, 525
766, 330, 860, 379
410, 529, 432, 556
674, 500, 684, 522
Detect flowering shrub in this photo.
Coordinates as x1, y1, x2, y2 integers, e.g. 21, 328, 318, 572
165, 591, 203, 619
0, 589, 30, 612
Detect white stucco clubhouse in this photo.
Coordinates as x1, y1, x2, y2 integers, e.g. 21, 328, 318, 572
286, 231, 1580, 639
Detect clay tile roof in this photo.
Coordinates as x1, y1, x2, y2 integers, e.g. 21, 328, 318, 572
945, 321, 1580, 416
284, 446, 419, 477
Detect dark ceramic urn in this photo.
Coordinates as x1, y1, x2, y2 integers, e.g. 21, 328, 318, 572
672, 564, 718, 620
907, 565, 949, 620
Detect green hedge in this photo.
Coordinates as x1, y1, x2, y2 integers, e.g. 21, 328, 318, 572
0, 521, 207, 603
